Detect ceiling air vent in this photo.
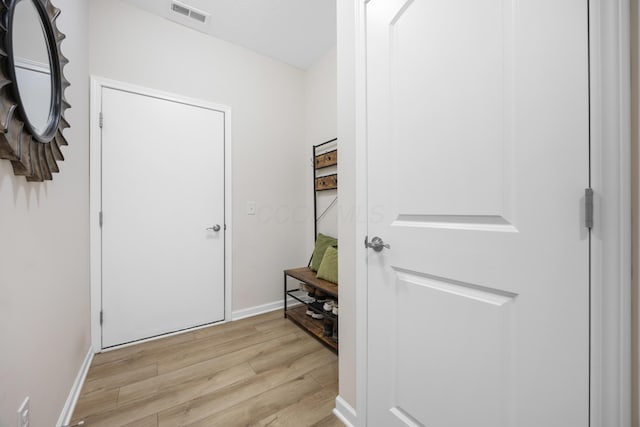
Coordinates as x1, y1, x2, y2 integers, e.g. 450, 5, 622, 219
170, 1, 210, 24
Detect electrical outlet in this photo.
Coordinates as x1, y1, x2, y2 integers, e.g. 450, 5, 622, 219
247, 201, 256, 215
17, 397, 29, 427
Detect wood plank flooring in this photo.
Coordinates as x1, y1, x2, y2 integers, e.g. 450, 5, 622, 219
71, 311, 342, 427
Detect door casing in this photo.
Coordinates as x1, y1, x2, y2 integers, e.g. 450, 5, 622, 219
89, 76, 233, 352
350, 0, 632, 426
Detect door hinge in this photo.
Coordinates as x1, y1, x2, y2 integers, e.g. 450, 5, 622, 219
100, 310, 103, 325
585, 188, 594, 229
99, 211, 103, 227
99, 112, 103, 128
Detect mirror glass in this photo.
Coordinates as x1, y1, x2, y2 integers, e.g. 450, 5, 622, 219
12, 0, 52, 136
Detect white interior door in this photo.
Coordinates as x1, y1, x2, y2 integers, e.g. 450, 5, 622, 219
101, 87, 225, 348
365, 1, 589, 426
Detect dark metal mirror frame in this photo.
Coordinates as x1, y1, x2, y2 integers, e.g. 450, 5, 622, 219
0, 0, 69, 182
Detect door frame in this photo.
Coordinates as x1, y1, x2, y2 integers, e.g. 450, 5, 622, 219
351, 0, 632, 425
89, 76, 233, 352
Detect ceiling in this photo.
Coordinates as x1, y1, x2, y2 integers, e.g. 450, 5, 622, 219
122, 0, 336, 70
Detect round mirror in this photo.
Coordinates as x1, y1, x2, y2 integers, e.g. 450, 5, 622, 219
0, 0, 69, 181
7, 0, 62, 143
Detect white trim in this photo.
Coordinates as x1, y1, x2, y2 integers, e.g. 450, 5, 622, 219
631, 1, 640, 424
89, 76, 233, 352
55, 347, 94, 427
89, 77, 102, 353
333, 395, 357, 427
223, 89, 233, 331
352, 1, 632, 425
231, 298, 302, 321
589, 0, 633, 425
354, 1, 368, 426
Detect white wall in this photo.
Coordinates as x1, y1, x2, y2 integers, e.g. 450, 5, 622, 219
337, 0, 358, 410
88, 0, 308, 313
0, 0, 90, 425
305, 46, 338, 251
303, 27, 355, 413
305, 43, 358, 417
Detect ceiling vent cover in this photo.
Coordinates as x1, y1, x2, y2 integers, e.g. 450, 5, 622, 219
170, 1, 210, 24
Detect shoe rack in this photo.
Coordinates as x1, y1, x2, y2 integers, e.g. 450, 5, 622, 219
284, 267, 338, 352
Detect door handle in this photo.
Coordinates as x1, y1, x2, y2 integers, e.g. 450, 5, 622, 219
365, 236, 390, 252
206, 224, 221, 232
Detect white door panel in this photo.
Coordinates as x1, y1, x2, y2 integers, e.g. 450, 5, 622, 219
366, 0, 589, 425
391, 0, 511, 219
101, 87, 225, 348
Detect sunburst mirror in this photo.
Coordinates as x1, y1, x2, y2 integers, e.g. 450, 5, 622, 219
0, 0, 69, 182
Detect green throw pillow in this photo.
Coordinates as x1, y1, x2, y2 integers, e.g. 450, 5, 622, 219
316, 246, 338, 284
311, 233, 337, 271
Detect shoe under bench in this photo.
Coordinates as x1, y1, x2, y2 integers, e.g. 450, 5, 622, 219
283, 266, 338, 353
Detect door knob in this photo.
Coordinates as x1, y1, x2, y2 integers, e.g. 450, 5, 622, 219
206, 224, 221, 232
365, 236, 390, 252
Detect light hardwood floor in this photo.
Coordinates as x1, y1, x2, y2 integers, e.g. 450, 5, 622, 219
71, 311, 342, 427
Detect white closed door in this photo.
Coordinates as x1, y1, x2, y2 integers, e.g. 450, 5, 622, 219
366, 1, 589, 426
101, 87, 225, 348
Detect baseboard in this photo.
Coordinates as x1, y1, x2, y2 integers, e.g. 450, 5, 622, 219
56, 347, 94, 427
333, 395, 357, 427
232, 297, 301, 321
